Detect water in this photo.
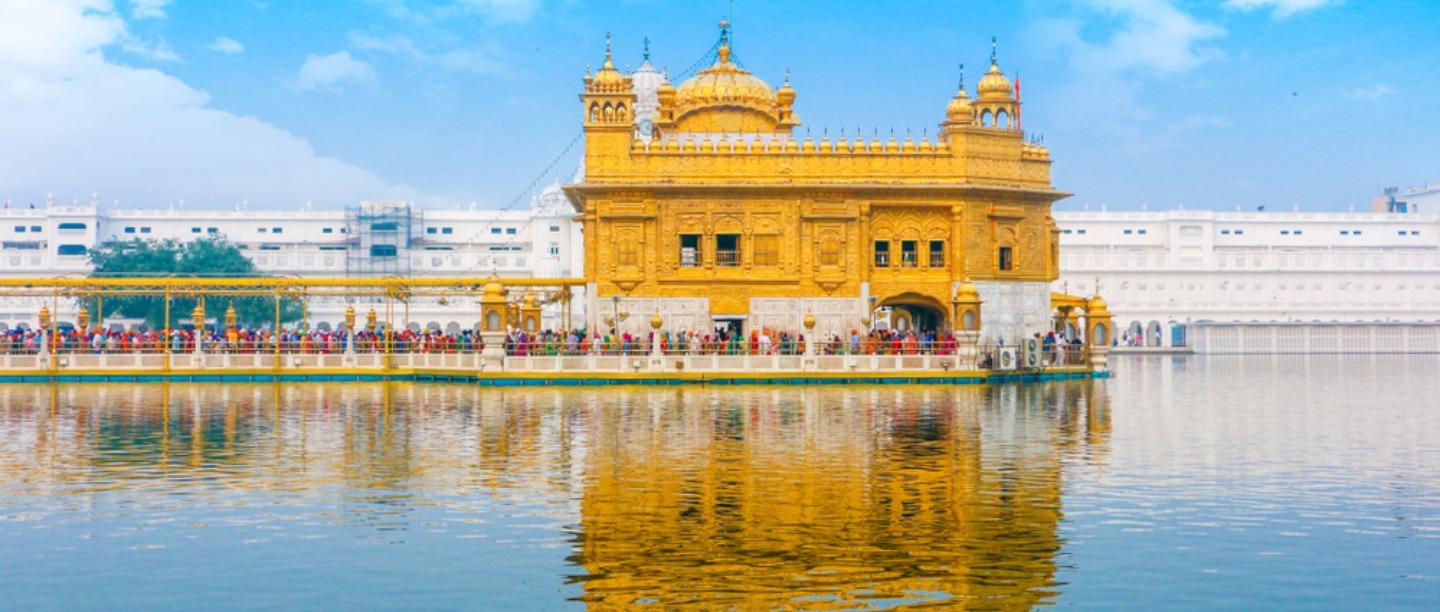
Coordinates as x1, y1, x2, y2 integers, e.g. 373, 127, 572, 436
0, 356, 1437, 609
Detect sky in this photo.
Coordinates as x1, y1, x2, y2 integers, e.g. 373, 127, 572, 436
0, 0, 1436, 212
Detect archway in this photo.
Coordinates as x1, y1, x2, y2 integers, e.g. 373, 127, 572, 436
1146, 320, 1163, 347
876, 293, 949, 333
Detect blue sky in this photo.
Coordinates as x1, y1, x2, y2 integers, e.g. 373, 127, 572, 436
0, 0, 1436, 211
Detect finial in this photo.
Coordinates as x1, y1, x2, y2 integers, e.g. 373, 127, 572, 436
719, 19, 731, 48
784, 67, 791, 85
958, 62, 965, 90
605, 31, 612, 59
991, 36, 998, 66
642, 36, 650, 61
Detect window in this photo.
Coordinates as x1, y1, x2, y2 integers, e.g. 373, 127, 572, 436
12, 226, 23, 233
1077, 229, 1087, 235
1235, 229, 1245, 235
753, 234, 779, 266
1340, 230, 1350, 236
679, 234, 701, 267
873, 241, 890, 267
900, 240, 918, 267
30, 225, 41, 232
258, 227, 268, 233
124, 227, 136, 234
372, 222, 398, 232
549, 225, 561, 232
207, 227, 218, 234
140, 227, 151, 234
191, 227, 201, 234
1294, 230, 1303, 235
1354, 230, 1363, 236
426, 227, 437, 235
929, 240, 945, 267
1281, 230, 1290, 235
715, 234, 740, 267
1123, 229, 1133, 235
1221, 229, 1231, 235
57, 244, 87, 256
819, 236, 841, 267
340, 228, 348, 234
442, 227, 454, 235
1138, 229, 1148, 235
616, 240, 637, 266
998, 246, 1014, 271
57, 222, 86, 231
272, 227, 282, 234
548, 243, 560, 256
506, 227, 517, 235
490, 228, 501, 234
370, 245, 398, 257
323, 227, 334, 234
1062, 229, 1072, 234
259, 244, 281, 251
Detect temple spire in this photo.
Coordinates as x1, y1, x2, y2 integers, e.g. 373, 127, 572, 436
990, 36, 998, 66
642, 36, 650, 61
958, 63, 965, 90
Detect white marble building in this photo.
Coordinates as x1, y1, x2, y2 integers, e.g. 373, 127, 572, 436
1054, 204, 1440, 351
0, 184, 584, 332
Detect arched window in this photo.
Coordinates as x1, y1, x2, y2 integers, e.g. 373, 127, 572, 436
981, 109, 993, 127
962, 310, 977, 331
1093, 322, 1109, 345
615, 103, 627, 121
589, 103, 599, 122
486, 311, 501, 330
997, 110, 1009, 129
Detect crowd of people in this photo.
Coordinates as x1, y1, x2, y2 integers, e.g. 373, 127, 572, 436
1, 324, 1089, 366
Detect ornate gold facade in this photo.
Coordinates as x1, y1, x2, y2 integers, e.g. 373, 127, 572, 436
566, 25, 1068, 333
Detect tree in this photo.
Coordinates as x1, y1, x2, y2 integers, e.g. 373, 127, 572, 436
84, 238, 303, 330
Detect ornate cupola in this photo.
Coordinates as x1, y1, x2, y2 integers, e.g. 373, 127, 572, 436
975, 37, 1018, 129
581, 32, 636, 129
630, 37, 666, 140
940, 63, 975, 136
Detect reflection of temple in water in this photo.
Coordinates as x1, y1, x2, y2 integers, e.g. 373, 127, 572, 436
571, 383, 1110, 608
0, 381, 1109, 607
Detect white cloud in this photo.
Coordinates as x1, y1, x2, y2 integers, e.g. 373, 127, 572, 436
120, 36, 179, 61
129, 0, 170, 20
208, 36, 244, 55
1031, 0, 1224, 135
0, 0, 414, 209
1224, 0, 1334, 18
349, 30, 510, 75
1351, 83, 1394, 102
292, 51, 376, 92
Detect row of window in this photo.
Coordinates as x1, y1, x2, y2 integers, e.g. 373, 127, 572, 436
873, 240, 954, 269
1121, 229, 1149, 235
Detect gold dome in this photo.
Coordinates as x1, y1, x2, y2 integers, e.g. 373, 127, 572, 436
946, 88, 974, 123
672, 24, 781, 132
956, 277, 982, 302
587, 33, 629, 92
483, 278, 507, 299
1087, 294, 1110, 314
978, 64, 1012, 99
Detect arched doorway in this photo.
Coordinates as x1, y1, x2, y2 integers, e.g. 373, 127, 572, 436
876, 293, 949, 333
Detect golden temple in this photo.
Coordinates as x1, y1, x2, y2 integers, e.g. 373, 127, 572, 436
567, 23, 1069, 341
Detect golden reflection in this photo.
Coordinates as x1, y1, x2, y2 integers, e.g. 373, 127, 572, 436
0, 381, 1108, 607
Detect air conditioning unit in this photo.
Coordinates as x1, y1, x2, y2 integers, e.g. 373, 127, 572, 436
997, 347, 1018, 371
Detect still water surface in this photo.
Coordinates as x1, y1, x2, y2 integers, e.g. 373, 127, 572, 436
1, 356, 1438, 609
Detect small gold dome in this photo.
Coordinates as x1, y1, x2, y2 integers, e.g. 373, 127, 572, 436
946, 88, 975, 123
956, 277, 981, 302
977, 62, 1012, 100
483, 278, 507, 299
1087, 294, 1110, 314
777, 69, 796, 106
587, 34, 628, 92
803, 313, 816, 330
650, 312, 663, 330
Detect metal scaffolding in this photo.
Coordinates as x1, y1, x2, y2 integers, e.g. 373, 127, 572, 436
345, 201, 418, 277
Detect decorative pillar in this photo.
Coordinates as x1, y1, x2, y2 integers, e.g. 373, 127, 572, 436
953, 277, 983, 367
192, 300, 206, 357
37, 305, 51, 358
479, 277, 509, 370
520, 293, 542, 333
802, 311, 817, 370
1084, 292, 1113, 371
344, 305, 357, 356
648, 311, 664, 370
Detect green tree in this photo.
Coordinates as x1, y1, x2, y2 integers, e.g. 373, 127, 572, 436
84, 238, 303, 330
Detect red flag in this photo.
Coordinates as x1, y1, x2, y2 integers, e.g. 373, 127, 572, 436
1015, 73, 1023, 131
